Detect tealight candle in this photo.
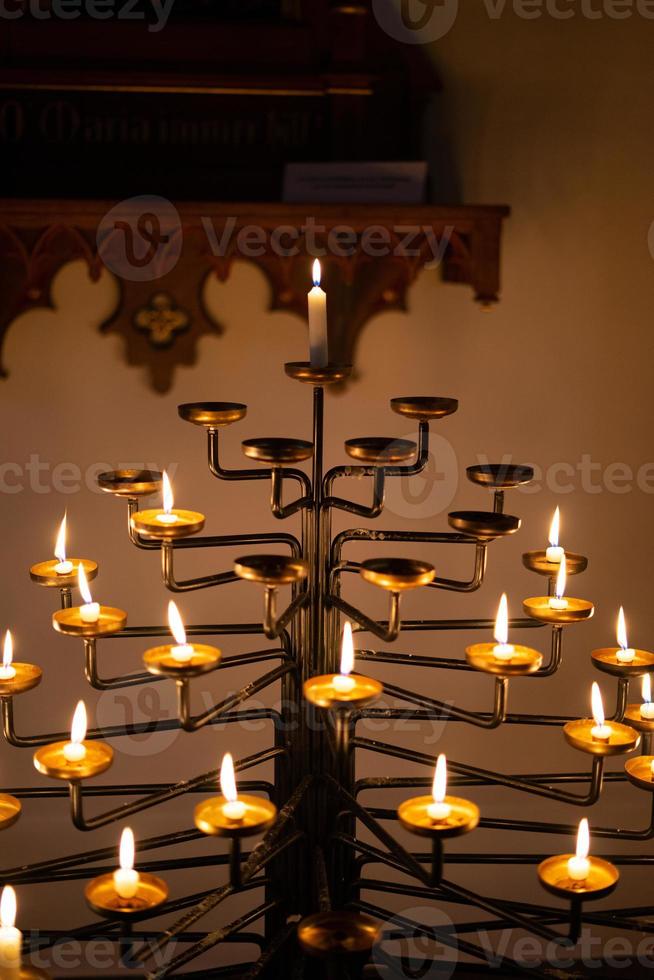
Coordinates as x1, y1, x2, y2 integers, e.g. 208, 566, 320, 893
590, 683, 611, 742
113, 827, 140, 899
492, 593, 514, 661
545, 506, 564, 563
63, 700, 88, 762
548, 556, 569, 610
615, 606, 635, 664
155, 471, 179, 524
0, 631, 16, 681
427, 754, 451, 822
332, 622, 356, 693
168, 600, 193, 664
650, 759, 654, 779
308, 259, 328, 368
0, 886, 21, 973
567, 818, 590, 882
641, 675, 654, 720
78, 563, 100, 623
53, 512, 73, 574
220, 753, 246, 821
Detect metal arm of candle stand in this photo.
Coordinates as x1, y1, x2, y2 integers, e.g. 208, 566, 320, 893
269, 468, 312, 520
68, 747, 285, 832
175, 662, 296, 733
327, 592, 401, 643
322, 468, 386, 519
262, 588, 309, 641
378, 677, 509, 730
330, 542, 487, 598
207, 429, 312, 496
161, 542, 240, 593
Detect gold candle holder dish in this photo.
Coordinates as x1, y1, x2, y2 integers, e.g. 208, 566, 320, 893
448, 511, 520, 540
591, 647, 654, 678
241, 438, 313, 465
0, 793, 22, 830
284, 362, 352, 385
623, 704, 654, 734
52, 606, 127, 638
624, 756, 654, 792
234, 555, 309, 586
390, 396, 458, 421
538, 854, 619, 901
303, 674, 383, 711
466, 464, 534, 489
194, 795, 277, 838
97, 469, 162, 497
85, 871, 168, 917
523, 597, 594, 625
33, 741, 114, 780
130, 509, 205, 540
143, 643, 221, 678
344, 437, 416, 465
29, 558, 97, 589
522, 550, 588, 577
297, 911, 380, 958
178, 402, 247, 427
17, 969, 51, 979
397, 795, 480, 839
0, 663, 42, 697
465, 642, 543, 676
359, 557, 435, 592
563, 718, 640, 756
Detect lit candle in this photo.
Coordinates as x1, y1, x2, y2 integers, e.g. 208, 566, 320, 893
332, 622, 356, 694
548, 556, 568, 610
54, 512, 73, 574
77, 564, 100, 623
650, 759, 654, 779
567, 818, 590, 882
156, 471, 179, 525
63, 700, 87, 762
0, 631, 16, 681
168, 601, 193, 664
0, 886, 21, 975
220, 752, 246, 821
641, 675, 654, 720
308, 259, 328, 368
427, 754, 451, 822
545, 507, 564, 563
616, 607, 635, 664
113, 827, 140, 899
492, 593, 514, 661
590, 682, 611, 742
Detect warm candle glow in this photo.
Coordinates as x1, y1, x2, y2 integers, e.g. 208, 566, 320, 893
0, 887, 16, 930
167, 600, 193, 663
63, 700, 87, 762
427, 753, 451, 821
641, 675, 654, 720
616, 606, 635, 663
0, 883, 21, 972
590, 682, 611, 741
156, 471, 178, 524
113, 827, 140, 899
220, 752, 246, 820
492, 593, 515, 661
546, 507, 564, 563
0, 630, 15, 681
54, 512, 73, 573
308, 259, 328, 367
333, 621, 356, 693
567, 818, 590, 881
312, 258, 321, 287
78, 564, 100, 623
548, 555, 568, 609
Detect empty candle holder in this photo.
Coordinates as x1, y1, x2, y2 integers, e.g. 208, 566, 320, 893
0, 793, 22, 831
390, 396, 458, 421
448, 511, 520, 541
284, 362, 352, 386
624, 756, 654, 791
85, 872, 168, 917
178, 402, 247, 428
297, 910, 379, 963
344, 437, 417, 466
97, 469, 163, 498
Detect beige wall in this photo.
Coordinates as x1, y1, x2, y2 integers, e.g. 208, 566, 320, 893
1, 5, 654, 972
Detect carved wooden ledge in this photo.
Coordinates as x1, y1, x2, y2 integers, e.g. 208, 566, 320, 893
0, 199, 509, 392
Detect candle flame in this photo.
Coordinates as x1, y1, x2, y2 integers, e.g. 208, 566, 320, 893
494, 593, 509, 646
119, 827, 135, 872
549, 507, 560, 547
312, 258, 321, 287
2, 630, 12, 672
162, 470, 174, 514
643, 674, 652, 704
340, 621, 354, 677
617, 606, 628, 650
55, 512, 68, 562
576, 818, 590, 860
591, 682, 605, 728
554, 554, 567, 600
220, 752, 238, 803
77, 563, 93, 605
0, 886, 16, 929
432, 754, 447, 804
168, 600, 186, 646
71, 700, 87, 745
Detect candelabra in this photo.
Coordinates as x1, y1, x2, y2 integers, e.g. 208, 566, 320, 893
2, 358, 653, 980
